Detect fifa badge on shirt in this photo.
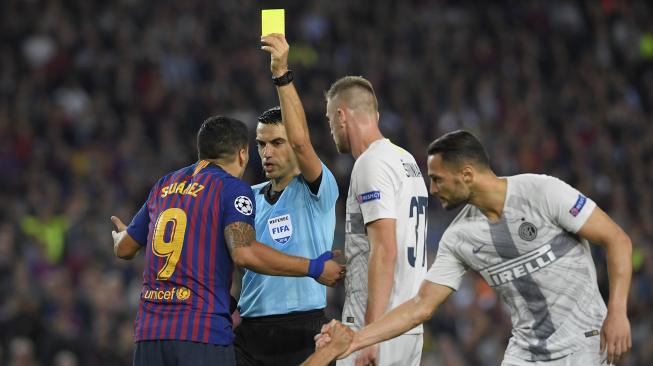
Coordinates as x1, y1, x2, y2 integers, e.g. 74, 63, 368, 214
268, 214, 293, 245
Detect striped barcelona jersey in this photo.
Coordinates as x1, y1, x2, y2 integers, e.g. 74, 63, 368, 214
126, 160, 256, 345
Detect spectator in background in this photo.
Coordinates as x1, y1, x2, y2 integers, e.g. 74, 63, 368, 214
8, 337, 39, 366
21, 203, 68, 263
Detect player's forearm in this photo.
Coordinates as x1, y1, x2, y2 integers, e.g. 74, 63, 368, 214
364, 246, 396, 325
235, 241, 309, 277
354, 296, 431, 353
605, 232, 632, 312
114, 242, 132, 259
114, 232, 141, 260
300, 346, 341, 366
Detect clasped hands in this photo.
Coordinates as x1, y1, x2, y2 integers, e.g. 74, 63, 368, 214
314, 320, 356, 359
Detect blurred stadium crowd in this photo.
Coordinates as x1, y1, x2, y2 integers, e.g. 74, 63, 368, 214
1, 0, 652, 365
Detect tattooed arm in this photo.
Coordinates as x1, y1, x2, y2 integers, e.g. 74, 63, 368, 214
224, 221, 311, 276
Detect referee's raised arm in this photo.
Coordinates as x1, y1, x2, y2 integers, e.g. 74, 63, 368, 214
261, 33, 322, 183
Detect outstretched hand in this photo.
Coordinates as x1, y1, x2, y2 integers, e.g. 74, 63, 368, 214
111, 215, 127, 245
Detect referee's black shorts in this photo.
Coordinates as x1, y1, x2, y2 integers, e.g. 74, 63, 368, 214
133, 340, 235, 366
234, 309, 332, 366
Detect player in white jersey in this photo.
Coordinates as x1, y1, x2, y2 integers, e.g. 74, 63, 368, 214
317, 130, 632, 366
324, 76, 428, 366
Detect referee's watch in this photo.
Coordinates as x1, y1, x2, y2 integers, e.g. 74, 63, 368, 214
272, 70, 294, 86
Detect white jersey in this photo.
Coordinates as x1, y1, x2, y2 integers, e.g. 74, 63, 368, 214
342, 139, 428, 334
426, 174, 606, 361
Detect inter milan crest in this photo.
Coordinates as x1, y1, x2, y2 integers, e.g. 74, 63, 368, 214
518, 221, 538, 241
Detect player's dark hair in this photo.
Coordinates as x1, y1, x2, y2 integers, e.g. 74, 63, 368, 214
258, 106, 282, 125
197, 116, 248, 160
427, 130, 490, 169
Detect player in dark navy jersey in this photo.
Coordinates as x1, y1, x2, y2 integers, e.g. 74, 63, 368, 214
111, 116, 345, 366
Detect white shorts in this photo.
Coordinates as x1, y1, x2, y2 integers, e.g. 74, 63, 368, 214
501, 349, 609, 366
336, 333, 422, 366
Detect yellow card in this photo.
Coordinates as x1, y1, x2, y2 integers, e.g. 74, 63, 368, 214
261, 9, 285, 36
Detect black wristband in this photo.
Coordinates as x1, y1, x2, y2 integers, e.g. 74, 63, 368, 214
272, 70, 294, 86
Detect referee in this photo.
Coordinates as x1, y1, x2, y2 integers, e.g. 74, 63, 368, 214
233, 34, 340, 365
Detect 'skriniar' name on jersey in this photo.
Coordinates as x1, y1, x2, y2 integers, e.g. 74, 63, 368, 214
402, 161, 422, 178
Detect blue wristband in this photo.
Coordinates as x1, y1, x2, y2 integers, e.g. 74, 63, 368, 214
307, 251, 333, 279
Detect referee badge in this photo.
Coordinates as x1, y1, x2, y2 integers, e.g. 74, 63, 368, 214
268, 214, 293, 245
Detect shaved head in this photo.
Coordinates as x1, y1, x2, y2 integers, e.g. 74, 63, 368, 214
326, 76, 378, 114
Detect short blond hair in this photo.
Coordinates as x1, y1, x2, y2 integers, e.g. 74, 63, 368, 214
325, 76, 378, 113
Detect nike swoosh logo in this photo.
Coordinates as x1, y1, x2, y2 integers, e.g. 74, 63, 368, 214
472, 244, 487, 254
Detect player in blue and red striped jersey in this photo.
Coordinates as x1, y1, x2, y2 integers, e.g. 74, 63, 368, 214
110, 116, 345, 366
